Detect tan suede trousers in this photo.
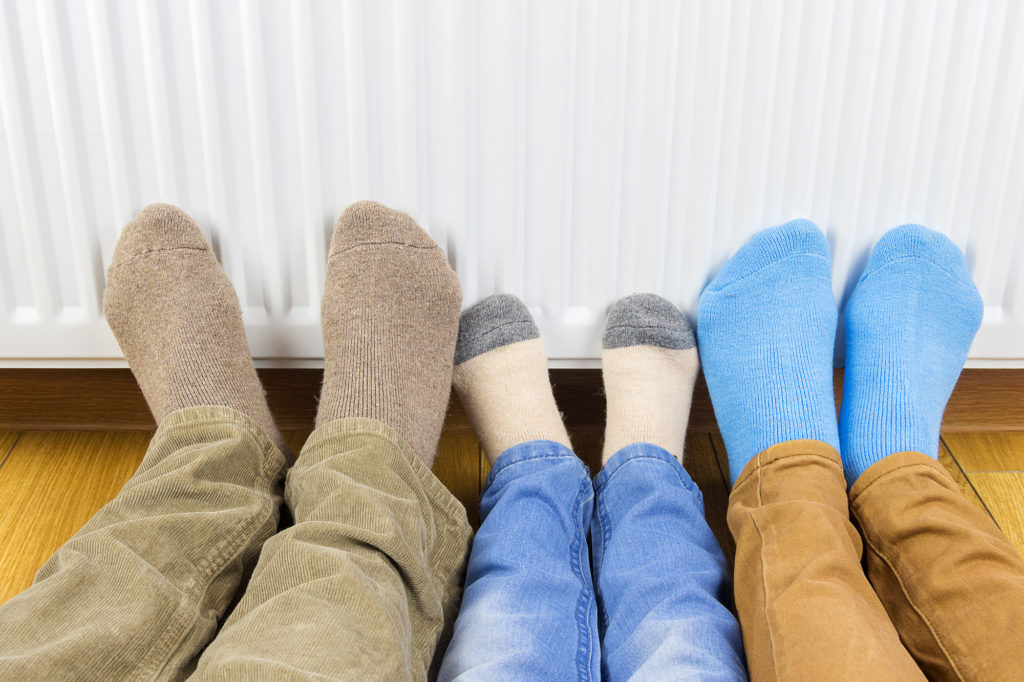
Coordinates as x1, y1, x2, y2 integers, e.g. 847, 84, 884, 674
729, 439, 1024, 682
0, 406, 471, 681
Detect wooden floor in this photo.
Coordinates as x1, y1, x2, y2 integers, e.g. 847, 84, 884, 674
1, 428, 1022, 604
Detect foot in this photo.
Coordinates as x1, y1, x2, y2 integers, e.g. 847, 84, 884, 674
601, 294, 699, 464
316, 201, 461, 467
103, 203, 288, 457
839, 224, 983, 485
697, 219, 840, 484
452, 294, 570, 463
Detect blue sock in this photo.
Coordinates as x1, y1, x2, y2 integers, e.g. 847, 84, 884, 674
839, 225, 983, 485
697, 220, 840, 485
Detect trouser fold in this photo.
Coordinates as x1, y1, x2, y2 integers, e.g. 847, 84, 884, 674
592, 443, 746, 681
727, 439, 923, 682
850, 451, 1024, 682
0, 405, 287, 681
193, 417, 472, 682
438, 440, 598, 682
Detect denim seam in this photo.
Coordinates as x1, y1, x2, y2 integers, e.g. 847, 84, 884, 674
595, 491, 612, 636
487, 451, 582, 486
570, 477, 595, 682
595, 453, 695, 497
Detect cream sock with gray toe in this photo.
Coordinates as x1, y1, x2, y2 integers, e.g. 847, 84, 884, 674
452, 295, 571, 463
601, 294, 699, 464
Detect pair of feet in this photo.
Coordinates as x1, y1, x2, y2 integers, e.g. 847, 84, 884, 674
698, 220, 984, 485
104, 201, 461, 465
105, 203, 983, 485
454, 292, 699, 466
452, 220, 985, 484
106, 200, 704, 472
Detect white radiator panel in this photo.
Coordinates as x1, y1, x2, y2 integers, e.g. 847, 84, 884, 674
1, 0, 1022, 367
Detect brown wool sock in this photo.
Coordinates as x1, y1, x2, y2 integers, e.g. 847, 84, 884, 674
601, 294, 699, 464
316, 201, 461, 467
452, 294, 571, 464
103, 203, 290, 459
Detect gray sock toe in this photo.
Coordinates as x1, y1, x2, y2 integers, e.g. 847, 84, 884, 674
455, 294, 539, 364
603, 293, 695, 350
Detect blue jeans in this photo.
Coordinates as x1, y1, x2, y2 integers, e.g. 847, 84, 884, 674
438, 440, 746, 681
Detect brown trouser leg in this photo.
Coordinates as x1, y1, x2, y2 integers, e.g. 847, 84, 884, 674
727, 440, 924, 681
851, 452, 1024, 682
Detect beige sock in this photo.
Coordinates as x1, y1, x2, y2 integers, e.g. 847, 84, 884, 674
452, 295, 571, 463
601, 294, 700, 464
103, 203, 289, 458
316, 201, 461, 467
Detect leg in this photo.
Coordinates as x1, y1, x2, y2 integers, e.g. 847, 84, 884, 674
841, 225, 1024, 679
0, 205, 289, 679
727, 441, 923, 681
592, 295, 745, 680
851, 453, 1024, 681
192, 202, 471, 680
193, 418, 470, 680
442, 441, 596, 681
438, 295, 599, 681
698, 221, 924, 680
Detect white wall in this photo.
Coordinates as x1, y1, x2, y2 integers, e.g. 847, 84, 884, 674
0, 0, 1022, 367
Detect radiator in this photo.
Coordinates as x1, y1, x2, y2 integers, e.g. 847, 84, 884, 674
1, 0, 1022, 367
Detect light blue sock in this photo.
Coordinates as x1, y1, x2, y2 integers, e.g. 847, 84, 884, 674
839, 225, 983, 485
697, 220, 840, 485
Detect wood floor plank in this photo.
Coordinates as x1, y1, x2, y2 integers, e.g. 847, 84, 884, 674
281, 430, 313, 457
433, 432, 483, 529
9, 425, 1015, 612
479, 454, 492, 493
688, 434, 736, 571
0, 431, 151, 604
938, 438, 993, 518
2, 368, 1022, 432
570, 431, 604, 476
708, 433, 735, 487
941, 432, 1024, 472
963, 472, 1024, 558
0, 432, 22, 473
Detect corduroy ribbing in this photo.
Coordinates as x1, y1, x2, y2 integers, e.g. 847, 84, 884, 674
0, 405, 286, 680
192, 416, 472, 680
